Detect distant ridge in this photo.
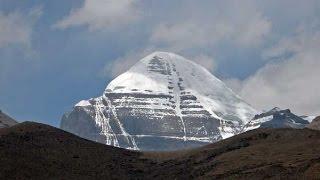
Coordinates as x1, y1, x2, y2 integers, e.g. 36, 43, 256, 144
244, 107, 309, 130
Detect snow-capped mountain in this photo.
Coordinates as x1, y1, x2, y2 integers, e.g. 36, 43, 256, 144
0, 110, 18, 128
244, 107, 310, 130
61, 52, 257, 151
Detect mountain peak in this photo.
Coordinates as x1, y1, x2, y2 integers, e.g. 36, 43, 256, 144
62, 52, 257, 151
270, 107, 282, 112
107, 52, 222, 95
246, 107, 309, 130
146, 51, 180, 57
105, 52, 256, 120
143, 51, 186, 60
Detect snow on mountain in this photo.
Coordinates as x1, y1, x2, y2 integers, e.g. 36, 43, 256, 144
61, 51, 257, 151
0, 110, 18, 128
244, 107, 310, 130
300, 115, 316, 123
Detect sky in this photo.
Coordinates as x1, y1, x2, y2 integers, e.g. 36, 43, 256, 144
0, 0, 320, 127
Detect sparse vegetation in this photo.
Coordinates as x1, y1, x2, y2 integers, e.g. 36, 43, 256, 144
1, 122, 320, 179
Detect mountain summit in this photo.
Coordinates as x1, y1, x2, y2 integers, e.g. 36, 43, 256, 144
61, 52, 257, 151
244, 107, 310, 130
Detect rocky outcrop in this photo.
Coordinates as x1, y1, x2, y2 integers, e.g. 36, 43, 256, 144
307, 116, 320, 130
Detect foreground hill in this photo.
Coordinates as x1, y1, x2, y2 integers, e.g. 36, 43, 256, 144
0, 122, 319, 179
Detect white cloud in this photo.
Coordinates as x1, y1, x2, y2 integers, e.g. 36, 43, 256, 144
55, 0, 271, 78
95, 0, 319, 117
224, 78, 243, 94
231, 28, 320, 115
0, 7, 42, 48
54, 0, 140, 31
191, 54, 216, 72
106, 0, 269, 76
150, 22, 217, 51
0, 7, 42, 83
150, 0, 271, 50
103, 49, 154, 77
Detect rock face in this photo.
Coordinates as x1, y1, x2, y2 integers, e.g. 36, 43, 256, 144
307, 116, 320, 130
61, 52, 257, 151
244, 107, 310, 130
0, 110, 18, 128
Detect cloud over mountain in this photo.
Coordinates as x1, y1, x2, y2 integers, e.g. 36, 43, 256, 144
229, 27, 320, 115
54, 0, 140, 31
